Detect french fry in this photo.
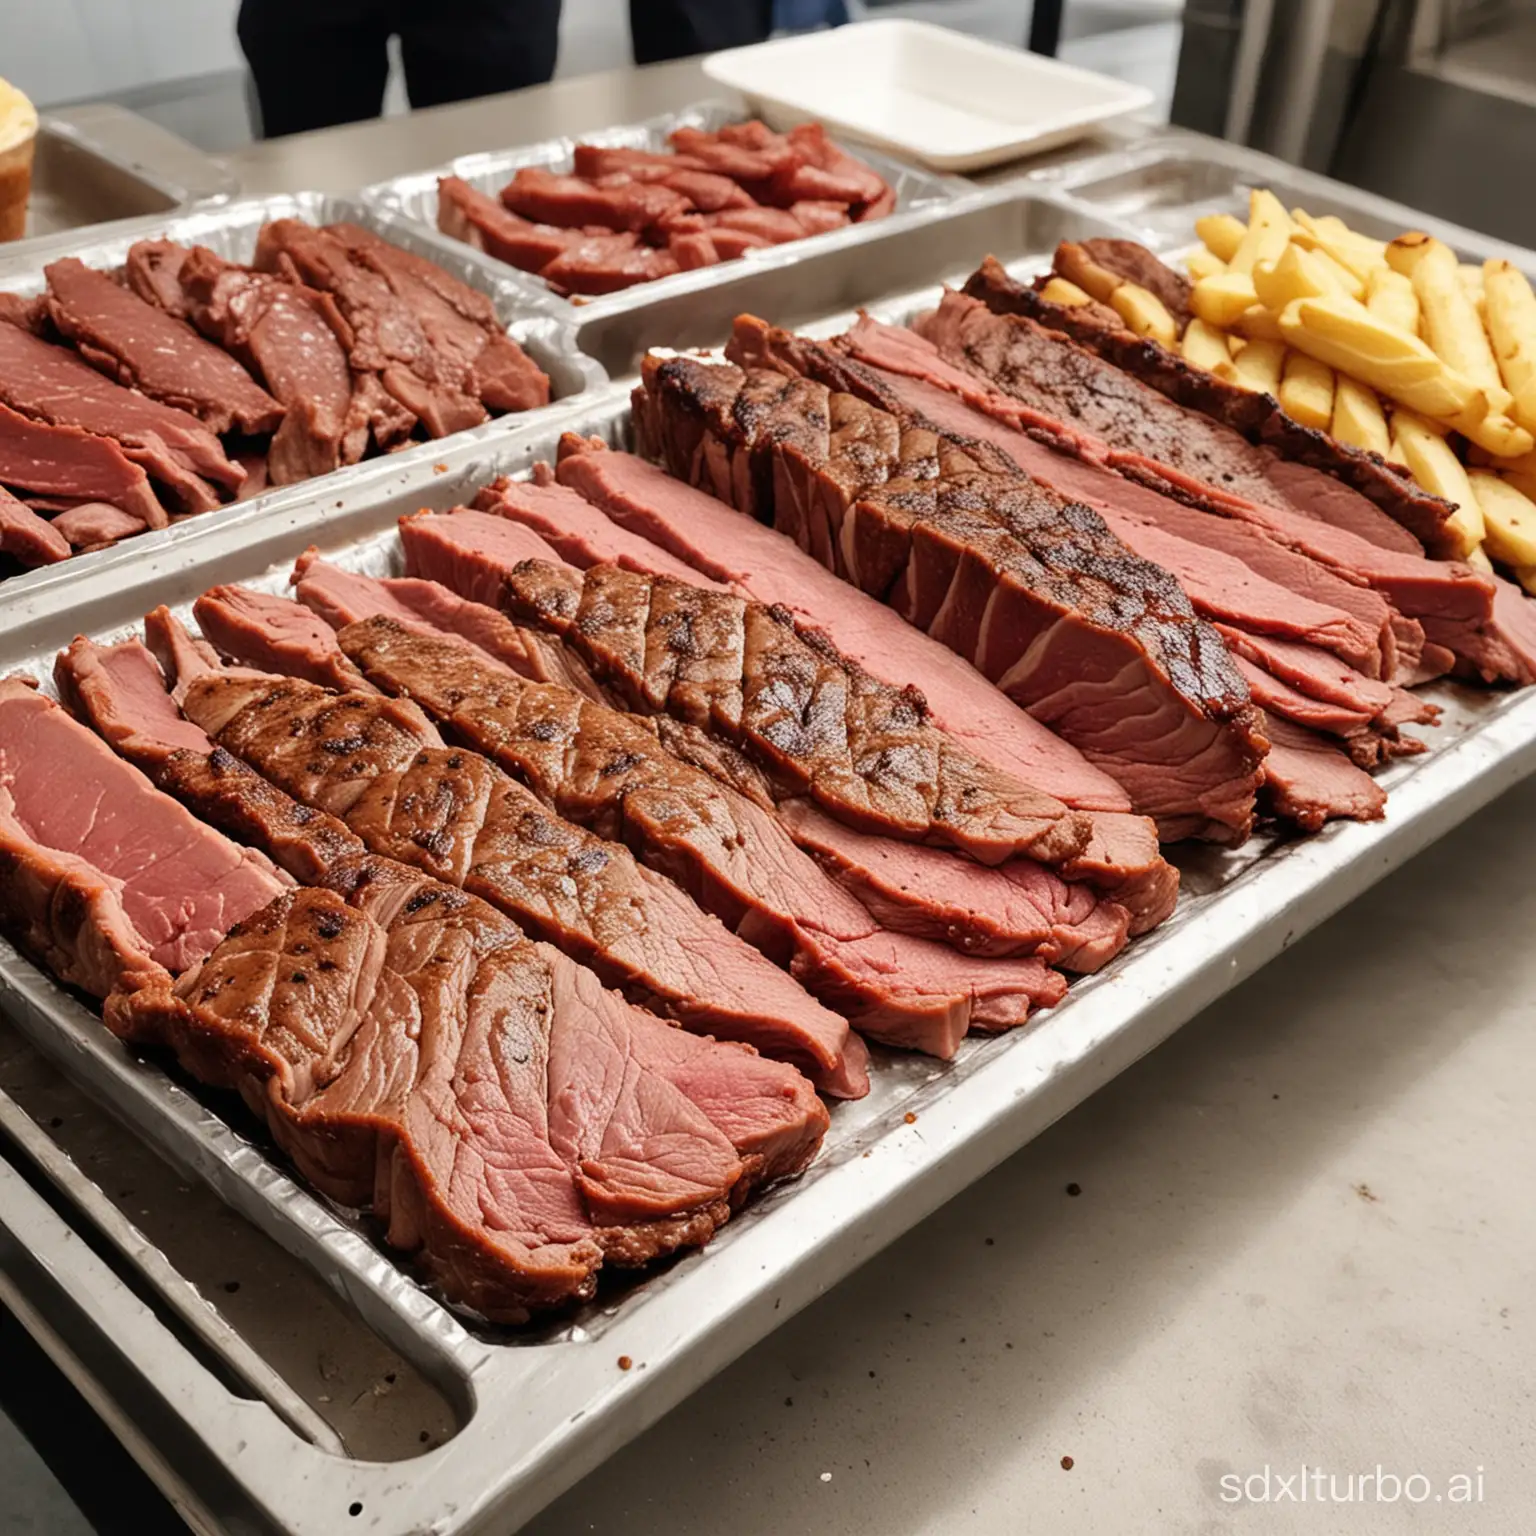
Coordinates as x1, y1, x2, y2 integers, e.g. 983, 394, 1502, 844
1469, 469, 1536, 567
1192, 271, 1260, 330
1406, 235, 1510, 410
1111, 282, 1178, 346
1394, 411, 1486, 553
1503, 468, 1536, 502
1277, 295, 1485, 421
1278, 350, 1334, 429
1231, 338, 1286, 395
1482, 259, 1536, 430
1185, 245, 1226, 282
1233, 304, 1285, 343
1466, 543, 1495, 574
1453, 408, 1534, 458
1514, 564, 1536, 596
1331, 376, 1393, 458
1182, 317, 1234, 374
1310, 212, 1389, 265
1195, 213, 1247, 263
1053, 244, 1122, 304
1040, 277, 1094, 307
1253, 241, 1362, 312
1366, 267, 1420, 335
1384, 231, 1435, 278
1228, 189, 1293, 276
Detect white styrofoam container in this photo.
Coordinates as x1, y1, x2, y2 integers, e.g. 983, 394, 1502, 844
703, 19, 1154, 174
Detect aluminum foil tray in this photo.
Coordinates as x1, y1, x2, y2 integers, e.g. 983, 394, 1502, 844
1035, 134, 1536, 275
361, 99, 968, 321
0, 190, 608, 614
5, 143, 1536, 1535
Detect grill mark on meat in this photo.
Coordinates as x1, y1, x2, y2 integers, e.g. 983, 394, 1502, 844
640, 345, 1267, 844
174, 660, 865, 1091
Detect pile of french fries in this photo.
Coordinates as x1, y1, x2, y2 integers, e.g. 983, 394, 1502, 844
1039, 193, 1536, 589
1183, 192, 1536, 585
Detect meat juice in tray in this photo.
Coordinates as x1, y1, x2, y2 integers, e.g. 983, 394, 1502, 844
5, 173, 1536, 1535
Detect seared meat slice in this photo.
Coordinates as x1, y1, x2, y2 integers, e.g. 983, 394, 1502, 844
45, 256, 283, 436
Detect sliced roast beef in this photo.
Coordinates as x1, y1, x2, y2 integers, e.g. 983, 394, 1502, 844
254, 220, 484, 440
135, 241, 361, 484
72, 629, 831, 1203
808, 302, 1526, 686
166, 640, 864, 1094
194, 585, 377, 693
0, 486, 70, 566
0, 404, 168, 530
290, 547, 599, 695
490, 548, 1092, 868
44, 257, 283, 437
489, 440, 1176, 931
1257, 712, 1387, 830
49, 502, 147, 549
436, 178, 622, 282
0, 676, 285, 984
538, 234, 681, 296
775, 800, 1127, 967
332, 617, 1074, 1050
324, 223, 550, 415
637, 349, 1267, 844
963, 254, 1459, 556
0, 318, 235, 510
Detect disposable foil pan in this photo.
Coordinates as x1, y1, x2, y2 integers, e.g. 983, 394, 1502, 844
4, 377, 1536, 1533
1035, 133, 1536, 275
0, 190, 607, 611
361, 99, 969, 321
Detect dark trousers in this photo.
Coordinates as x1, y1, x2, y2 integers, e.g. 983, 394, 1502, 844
239, 0, 775, 139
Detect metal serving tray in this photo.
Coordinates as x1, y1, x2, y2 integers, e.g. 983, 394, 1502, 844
0, 191, 606, 613
5, 379, 1536, 1533
361, 99, 968, 322
4, 140, 1536, 1533
1038, 134, 1536, 275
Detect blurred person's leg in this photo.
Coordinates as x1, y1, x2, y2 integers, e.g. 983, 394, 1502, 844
629, 0, 774, 65
400, 0, 562, 109
237, 0, 392, 138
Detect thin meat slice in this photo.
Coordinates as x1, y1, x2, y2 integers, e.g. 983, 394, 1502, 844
499, 169, 689, 233
47, 503, 144, 550
571, 145, 708, 180
169, 647, 865, 1095
785, 123, 891, 212
109, 881, 611, 1319
494, 553, 1092, 868
0, 293, 47, 333
437, 176, 592, 274
1258, 712, 1387, 830
638, 349, 1266, 844
335, 616, 1084, 1031
0, 402, 168, 529
0, 317, 235, 509
0, 486, 70, 566
540, 439, 1176, 930
73, 632, 830, 1218
538, 235, 680, 296
138, 241, 361, 484
0, 678, 284, 979
255, 220, 484, 440
963, 255, 1458, 556
777, 799, 1127, 967
324, 223, 549, 415
194, 585, 378, 693
44, 257, 282, 436
291, 547, 598, 694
